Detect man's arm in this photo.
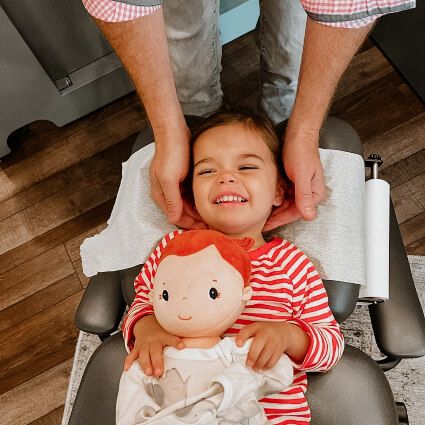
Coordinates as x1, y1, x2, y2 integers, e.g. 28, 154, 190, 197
265, 18, 373, 230
94, 9, 205, 229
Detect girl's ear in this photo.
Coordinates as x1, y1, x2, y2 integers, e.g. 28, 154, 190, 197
273, 178, 286, 207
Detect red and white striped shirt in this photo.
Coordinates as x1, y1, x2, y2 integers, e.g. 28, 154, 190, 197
82, 0, 415, 28
123, 230, 344, 425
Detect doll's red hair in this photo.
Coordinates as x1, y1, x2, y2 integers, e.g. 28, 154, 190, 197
158, 230, 252, 286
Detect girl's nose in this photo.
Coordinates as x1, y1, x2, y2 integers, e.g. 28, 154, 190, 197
218, 171, 236, 184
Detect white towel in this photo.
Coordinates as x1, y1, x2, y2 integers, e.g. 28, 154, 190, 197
80, 144, 366, 286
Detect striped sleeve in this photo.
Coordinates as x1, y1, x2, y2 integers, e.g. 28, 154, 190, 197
122, 230, 183, 352
284, 251, 344, 372
81, 0, 161, 23
300, 0, 415, 28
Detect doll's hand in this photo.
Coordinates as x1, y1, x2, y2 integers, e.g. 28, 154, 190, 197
124, 315, 185, 376
235, 322, 310, 370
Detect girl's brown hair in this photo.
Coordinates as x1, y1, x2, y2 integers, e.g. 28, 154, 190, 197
190, 105, 284, 176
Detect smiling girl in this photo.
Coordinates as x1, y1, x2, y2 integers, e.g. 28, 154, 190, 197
122, 108, 344, 425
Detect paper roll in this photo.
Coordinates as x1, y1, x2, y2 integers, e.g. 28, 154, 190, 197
359, 178, 390, 302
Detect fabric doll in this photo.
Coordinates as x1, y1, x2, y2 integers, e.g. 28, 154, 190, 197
116, 230, 294, 425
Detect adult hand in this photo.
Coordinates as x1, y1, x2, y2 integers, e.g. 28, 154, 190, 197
263, 127, 326, 231
124, 315, 184, 376
149, 125, 207, 230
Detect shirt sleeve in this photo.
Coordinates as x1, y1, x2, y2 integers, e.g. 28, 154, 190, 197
285, 254, 344, 372
122, 230, 183, 352
300, 0, 415, 28
82, 0, 162, 23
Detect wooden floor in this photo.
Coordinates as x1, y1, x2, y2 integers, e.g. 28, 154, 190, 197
1, 32, 424, 424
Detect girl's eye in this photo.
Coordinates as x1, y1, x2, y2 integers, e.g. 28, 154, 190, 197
162, 290, 169, 301
198, 169, 214, 175
209, 287, 219, 300
239, 165, 258, 170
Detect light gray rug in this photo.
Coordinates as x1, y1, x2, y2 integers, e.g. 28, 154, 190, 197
62, 256, 425, 425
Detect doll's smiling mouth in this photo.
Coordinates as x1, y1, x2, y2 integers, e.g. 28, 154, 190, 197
178, 315, 192, 320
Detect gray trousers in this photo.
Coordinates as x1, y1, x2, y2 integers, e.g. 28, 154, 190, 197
162, 0, 307, 123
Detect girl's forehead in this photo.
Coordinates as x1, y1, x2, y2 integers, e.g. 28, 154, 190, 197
193, 123, 272, 156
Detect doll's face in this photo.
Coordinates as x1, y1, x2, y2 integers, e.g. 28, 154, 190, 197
152, 244, 252, 338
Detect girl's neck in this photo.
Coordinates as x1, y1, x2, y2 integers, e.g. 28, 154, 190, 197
222, 231, 266, 251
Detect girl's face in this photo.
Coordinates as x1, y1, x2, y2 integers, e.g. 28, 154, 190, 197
192, 123, 284, 243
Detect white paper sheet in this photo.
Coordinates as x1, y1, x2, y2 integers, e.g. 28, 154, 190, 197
80, 145, 366, 286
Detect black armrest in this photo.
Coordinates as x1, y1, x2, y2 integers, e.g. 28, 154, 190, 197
323, 281, 360, 324
369, 200, 425, 358
75, 271, 126, 337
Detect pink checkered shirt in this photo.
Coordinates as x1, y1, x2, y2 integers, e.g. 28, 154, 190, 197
82, 0, 414, 28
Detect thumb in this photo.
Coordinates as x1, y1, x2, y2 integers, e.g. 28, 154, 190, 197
162, 181, 184, 224
294, 174, 316, 221
167, 335, 185, 350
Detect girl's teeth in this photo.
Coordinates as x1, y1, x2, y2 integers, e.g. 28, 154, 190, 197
216, 195, 246, 203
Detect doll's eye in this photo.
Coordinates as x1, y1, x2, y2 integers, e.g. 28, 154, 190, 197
162, 290, 169, 301
209, 287, 219, 300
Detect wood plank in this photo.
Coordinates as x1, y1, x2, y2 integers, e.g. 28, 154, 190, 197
20, 93, 142, 157
0, 359, 72, 425
0, 141, 133, 256
0, 134, 134, 222
397, 82, 425, 115
64, 223, 108, 288
362, 113, 425, 172
0, 291, 82, 393
406, 237, 425, 256
221, 34, 259, 89
334, 46, 393, 101
0, 251, 15, 275
0, 135, 132, 221
28, 407, 64, 425
330, 71, 420, 142
9, 199, 115, 267
380, 149, 425, 189
391, 171, 425, 224
399, 211, 425, 247
0, 245, 75, 311
0, 102, 145, 203
0, 273, 81, 334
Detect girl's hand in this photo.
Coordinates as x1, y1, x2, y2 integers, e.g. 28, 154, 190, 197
124, 315, 184, 376
235, 321, 310, 370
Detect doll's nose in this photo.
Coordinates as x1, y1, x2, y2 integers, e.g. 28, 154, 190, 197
182, 296, 187, 301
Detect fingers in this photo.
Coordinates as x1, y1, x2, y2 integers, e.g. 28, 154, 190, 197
174, 198, 208, 230
263, 203, 301, 231
151, 174, 184, 225
263, 350, 283, 371
150, 343, 165, 377
123, 348, 139, 371
249, 340, 277, 371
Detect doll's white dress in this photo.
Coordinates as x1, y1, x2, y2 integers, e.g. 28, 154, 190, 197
116, 337, 293, 425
